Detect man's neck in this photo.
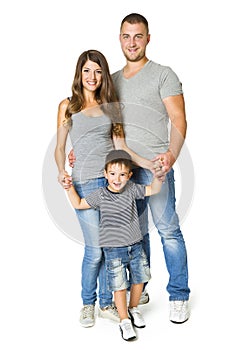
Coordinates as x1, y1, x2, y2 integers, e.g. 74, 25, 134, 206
123, 57, 149, 79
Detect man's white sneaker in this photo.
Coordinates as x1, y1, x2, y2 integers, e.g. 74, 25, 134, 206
79, 305, 95, 327
139, 290, 150, 305
128, 307, 146, 328
119, 318, 136, 341
98, 304, 120, 322
169, 300, 190, 323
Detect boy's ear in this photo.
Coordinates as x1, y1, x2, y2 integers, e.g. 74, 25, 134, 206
104, 169, 108, 179
128, 171, 133, 179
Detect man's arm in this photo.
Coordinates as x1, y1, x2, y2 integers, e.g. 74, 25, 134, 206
153, 94, 187, 177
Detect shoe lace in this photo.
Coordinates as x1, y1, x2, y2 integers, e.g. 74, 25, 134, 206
82, 305, 94, 318
172, 301, 184, 312
123, 321, 132, 331
106, 305, 119, 316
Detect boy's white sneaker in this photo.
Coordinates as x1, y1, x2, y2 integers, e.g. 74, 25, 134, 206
128, 307, 146, 328
119, 318, 136, 341
79, 305, 95, 327
139, 290, 150, 305
169, 300, 190, 323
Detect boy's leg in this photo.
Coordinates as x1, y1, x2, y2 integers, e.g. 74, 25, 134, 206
128, 283, 144, 308
128, 283, 146, 329
114, 289, 128, 321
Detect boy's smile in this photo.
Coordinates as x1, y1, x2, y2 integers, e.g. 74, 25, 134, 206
104, 163, 132, 193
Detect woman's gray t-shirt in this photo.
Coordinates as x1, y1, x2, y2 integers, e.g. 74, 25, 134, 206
69, 112, 114, 182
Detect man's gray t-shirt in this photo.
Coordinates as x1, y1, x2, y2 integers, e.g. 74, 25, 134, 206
112, 60, 183, 159
85, 181, 146, 247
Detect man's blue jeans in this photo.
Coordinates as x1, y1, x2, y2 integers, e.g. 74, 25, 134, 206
73, 178, 112, 307
131, 167, 190, 301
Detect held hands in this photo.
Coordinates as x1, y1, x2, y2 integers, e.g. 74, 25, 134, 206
58, 170, 72, 190
152, 150, 175, 182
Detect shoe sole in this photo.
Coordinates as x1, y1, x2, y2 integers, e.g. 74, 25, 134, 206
119, 326, 136, 341
128, 311, 146, 328
80, 322, 95, 327
170, 317, 189, 324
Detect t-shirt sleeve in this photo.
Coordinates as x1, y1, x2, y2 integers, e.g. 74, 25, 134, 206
84, 188, 102, 209
130, 182, 146, 199
159, 66, 183, 99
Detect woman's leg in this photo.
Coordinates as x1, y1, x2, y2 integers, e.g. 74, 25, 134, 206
73, 178, 113, 307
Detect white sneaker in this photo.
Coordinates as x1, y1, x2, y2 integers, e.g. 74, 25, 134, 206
139, 290, 150, 305
79, 305, 95, 327
119, 318, 136, 341
128, 307, 146, 328
169, 300, 190, 323
98, 304, 120, 322
127, 289, 150, 305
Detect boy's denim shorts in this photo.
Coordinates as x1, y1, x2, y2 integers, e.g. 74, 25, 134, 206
103, 241, 151, 291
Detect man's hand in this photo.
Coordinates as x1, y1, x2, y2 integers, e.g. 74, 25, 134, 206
152, 150, 175, 181
68, 149, 76, 168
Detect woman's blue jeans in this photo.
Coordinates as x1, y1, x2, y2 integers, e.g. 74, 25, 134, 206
73, 178, 112, 307
131, 167, 190, 301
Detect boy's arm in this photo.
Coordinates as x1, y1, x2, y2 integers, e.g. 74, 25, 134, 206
145, 176, 163, 197
66, 185, 91, 209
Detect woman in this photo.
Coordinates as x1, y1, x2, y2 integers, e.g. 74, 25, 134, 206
54, 49, 153, 328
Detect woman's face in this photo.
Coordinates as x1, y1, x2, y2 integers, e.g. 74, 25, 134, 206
81, 59, 103, 92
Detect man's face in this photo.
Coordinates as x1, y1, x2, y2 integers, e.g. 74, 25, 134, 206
119, 22, 150, 62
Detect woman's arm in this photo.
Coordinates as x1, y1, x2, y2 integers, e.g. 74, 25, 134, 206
54, 99, 71, 187
112, 134, 155, 173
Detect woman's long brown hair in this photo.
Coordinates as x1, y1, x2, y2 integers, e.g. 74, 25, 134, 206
65, 50, 123, 137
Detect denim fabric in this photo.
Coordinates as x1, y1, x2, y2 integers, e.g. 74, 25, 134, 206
103, 242, 151, 291
73, 178, 113, 307
131, 167, 190, 301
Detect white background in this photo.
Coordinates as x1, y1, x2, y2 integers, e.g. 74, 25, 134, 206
1, 0, 236, 349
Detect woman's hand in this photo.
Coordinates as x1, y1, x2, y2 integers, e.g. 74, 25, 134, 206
58, 170, 72, 189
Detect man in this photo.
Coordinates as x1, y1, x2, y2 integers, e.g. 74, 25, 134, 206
111, 13, 190, 323
69, 13, 191, 323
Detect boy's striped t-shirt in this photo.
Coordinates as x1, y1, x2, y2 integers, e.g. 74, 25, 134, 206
85, 181, 146, 247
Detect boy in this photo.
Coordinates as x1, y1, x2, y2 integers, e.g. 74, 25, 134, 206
66, 150, 164, 341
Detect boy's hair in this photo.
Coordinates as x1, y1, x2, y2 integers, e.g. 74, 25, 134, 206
104, 150, 132, 171
120, 13, 149, 34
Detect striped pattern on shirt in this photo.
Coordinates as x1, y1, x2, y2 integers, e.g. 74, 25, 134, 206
85, 181, 146, 247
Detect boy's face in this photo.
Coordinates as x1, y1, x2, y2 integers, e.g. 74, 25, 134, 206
104, 163, 132, 192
